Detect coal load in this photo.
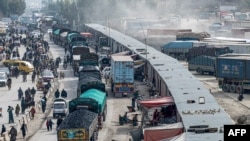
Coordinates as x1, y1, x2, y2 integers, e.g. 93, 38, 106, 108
177, 32, 211, 41
58, 109, 98, 130
187, 45, 232, 60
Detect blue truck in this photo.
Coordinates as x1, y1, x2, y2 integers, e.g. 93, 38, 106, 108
188, 55, 216, 75
161, 41, 196, 60
216, 54, 250, 94
111, 55, 134, 97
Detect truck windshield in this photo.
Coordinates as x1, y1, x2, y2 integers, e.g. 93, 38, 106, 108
54, 103, 65, 108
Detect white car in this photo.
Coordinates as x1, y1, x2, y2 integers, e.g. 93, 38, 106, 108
102, 66, 111, 77
0, 72, 7, 87
47, 29, 52, 34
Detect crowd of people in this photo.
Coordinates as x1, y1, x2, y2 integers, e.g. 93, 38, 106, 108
0, 24, 63, 140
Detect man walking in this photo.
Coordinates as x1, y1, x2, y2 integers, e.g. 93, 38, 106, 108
9, 126, 17, 141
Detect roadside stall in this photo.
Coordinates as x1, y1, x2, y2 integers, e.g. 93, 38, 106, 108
139, 97, 176, 127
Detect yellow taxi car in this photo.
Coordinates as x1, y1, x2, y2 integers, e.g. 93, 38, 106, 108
3, 60, 34, 73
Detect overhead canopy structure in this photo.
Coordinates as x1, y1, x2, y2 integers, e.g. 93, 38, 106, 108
139, 97, 174, 108
81, 32, 92, 38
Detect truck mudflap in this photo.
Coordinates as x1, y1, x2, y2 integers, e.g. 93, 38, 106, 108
112, 83, 134, 97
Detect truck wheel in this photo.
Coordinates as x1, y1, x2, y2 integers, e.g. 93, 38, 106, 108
103, 113, 106, 121
236, 85, 243, 94
196, 68, 203, 75
222, 84, 230, 92
230, 85, 236, 93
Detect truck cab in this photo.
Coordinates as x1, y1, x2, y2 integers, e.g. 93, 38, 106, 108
53, 98, 68, 118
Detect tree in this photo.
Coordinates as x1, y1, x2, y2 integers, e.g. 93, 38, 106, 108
8, 0, 26, 16
0, 0, 9, 16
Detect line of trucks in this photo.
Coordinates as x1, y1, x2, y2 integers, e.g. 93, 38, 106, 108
51, 26, 108, 141
161, 33, 250, 94
52, 25, 136, 140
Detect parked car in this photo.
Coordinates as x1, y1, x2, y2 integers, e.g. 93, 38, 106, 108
0, 72, 8, 87
101, 66, 111, 77
0, 67, 10, 77
41, 69, 54, 82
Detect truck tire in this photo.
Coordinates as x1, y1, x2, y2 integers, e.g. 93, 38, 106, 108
236, 85, 243, 94
222, 84, 230, 92
196, 68, 203, 75
230, 85, 236, 93
103, 113, 106, 121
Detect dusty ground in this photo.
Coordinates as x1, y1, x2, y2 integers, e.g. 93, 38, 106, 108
196, 74, 250, 125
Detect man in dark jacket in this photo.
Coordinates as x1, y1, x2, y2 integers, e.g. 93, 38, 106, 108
61, 89, 67, 98
55, 89, 60, 98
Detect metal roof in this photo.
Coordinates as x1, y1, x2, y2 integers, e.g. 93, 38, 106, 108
85, 24, 234, 141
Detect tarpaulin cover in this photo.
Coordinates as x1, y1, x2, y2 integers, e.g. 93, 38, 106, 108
60, 31, 68, 38
79, 89, 106, 113
139, 97, 174, 108
143, 122, 183, 141
53, 29, 60, 35
159, 133, 185, 141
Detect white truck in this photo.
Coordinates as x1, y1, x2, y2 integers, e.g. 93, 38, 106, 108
111, 55, 134, 97
52, 98, 68, 118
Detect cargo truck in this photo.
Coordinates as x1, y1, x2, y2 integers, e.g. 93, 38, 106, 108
216, 54, 250, 94
57, 109, 98, 141
111, 55, 134, 97
188, 55, 216, 75
161, 41, 197, 60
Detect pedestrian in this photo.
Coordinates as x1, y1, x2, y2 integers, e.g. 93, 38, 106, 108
55, 89, 60, 98
56, 116, 63, 129
15, 104, 20, 117
7, 106, 14, 123
30, 106, 36, 119
131, 97, 136, 110
1, 125, 6, 136
46, 119, 53, 131
9, 126, 17, 141
30, 87, 36, 99
104, 73, 109, 84
18, 87, 23, 100
20, 97, 26, 114
20, 121, 28, 139
61, 89, 67, 98
41, 99, 46, 113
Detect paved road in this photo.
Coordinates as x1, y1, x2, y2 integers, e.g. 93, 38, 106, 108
0, 44, 37, 131
28, 34, 78, 141
27, 34, 152, 141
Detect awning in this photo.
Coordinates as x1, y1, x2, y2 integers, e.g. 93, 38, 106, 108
143, 122, 184, 141
111, 51, 130, 56
81, 32, 92, 38
134, 63, 145, 69
134, 59, 145, 65
139, 97, 174, 108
